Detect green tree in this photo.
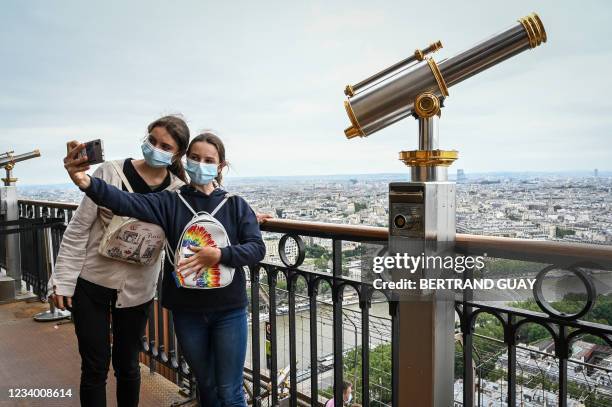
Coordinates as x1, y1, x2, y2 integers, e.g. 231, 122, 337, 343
321, 343, 392, 406
354, 202, 367, 212
306, 244, 329, 259
555, 226, 575, 238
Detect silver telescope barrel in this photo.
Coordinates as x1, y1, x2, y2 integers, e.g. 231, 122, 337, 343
0, 150, 41, 167
438, 14, 546, 87
343, 13, 547, 139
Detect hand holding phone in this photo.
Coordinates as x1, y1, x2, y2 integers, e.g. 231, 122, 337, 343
64, 139, 104, 190
66, 139, 104, 165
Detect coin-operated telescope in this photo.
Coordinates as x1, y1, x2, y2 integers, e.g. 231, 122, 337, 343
0, 149, 41, 303
341, 14, 547, 407
1, 150, 41, 186
343, 12, 546, 181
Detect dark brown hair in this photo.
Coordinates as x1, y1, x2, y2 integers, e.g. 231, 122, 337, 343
147, 115, 190, 183
187, 131, 226, 185
343, 381, 352, 392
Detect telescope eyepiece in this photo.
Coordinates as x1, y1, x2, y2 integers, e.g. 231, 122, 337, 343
415, 41, 443, 61
344, 85, 355, 97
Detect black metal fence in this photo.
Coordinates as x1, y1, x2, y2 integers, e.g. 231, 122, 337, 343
0, 214, 6, 269
1, 209, 65, 300
454, 236, 612, 407
19, 218, 64, 300
12, 199, 612, 407
17, 200, 71, 300
252, 224, 397, 407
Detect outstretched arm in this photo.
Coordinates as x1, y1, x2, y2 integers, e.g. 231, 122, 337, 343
84, 176, 172, 230
64, 142, 173, 231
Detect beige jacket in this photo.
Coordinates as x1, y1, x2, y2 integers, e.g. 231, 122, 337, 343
48, 160, 184, 308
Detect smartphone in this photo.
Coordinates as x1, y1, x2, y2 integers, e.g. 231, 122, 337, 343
69, 139, 105, 165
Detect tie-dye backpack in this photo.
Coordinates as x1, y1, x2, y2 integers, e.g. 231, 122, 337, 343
166, 190, 234, 289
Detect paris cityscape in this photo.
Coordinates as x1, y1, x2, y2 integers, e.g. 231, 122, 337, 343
19, 170, 612, 246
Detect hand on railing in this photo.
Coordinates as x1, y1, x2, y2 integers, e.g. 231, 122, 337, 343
256, 212, 273, 225
63, 141, 91, 189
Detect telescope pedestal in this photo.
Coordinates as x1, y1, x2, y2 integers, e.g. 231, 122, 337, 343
0, 149, 41, 301
0, 186, 22, 302
391, 112, 456, 406
389, 180, 456, 407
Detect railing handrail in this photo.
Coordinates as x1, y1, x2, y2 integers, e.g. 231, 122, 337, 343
18, 199, 612, 264
262, 218, 612, 264
18, 198, 80, 210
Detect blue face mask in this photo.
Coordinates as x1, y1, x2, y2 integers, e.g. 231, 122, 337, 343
141, 140, 174, 168
186, 158, 218, 185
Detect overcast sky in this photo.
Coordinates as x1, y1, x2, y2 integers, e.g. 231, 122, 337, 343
1, 0, 611, 185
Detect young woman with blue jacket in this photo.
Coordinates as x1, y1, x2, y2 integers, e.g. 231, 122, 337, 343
64, 131, 266, 407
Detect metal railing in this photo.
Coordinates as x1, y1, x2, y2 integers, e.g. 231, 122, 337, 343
0, 215, 6, 269
1, 203, 65, 300
14, 199, 612, 407
448, 232, 612, 407
14, 200, 72, 300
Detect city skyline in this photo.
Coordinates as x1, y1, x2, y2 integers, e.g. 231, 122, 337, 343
2, 1, 612, 183
13, 168, 612, 187
18, 174, 612, 246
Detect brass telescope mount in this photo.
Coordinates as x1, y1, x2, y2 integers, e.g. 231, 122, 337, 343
400, 91, 458, 182
1, 151, 18, 186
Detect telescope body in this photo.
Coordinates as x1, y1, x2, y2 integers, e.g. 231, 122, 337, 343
0, 150, 41, 168
344, 14, 546, 139
346, 60, 445, 137
1, 150, 41, 186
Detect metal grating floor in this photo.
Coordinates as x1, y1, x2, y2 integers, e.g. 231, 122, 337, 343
0, 300, 196, 406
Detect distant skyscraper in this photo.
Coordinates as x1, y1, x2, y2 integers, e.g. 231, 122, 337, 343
594, 168, 599, 177
457, 169, 467, 183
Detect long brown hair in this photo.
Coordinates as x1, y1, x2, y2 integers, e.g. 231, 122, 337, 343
187, 131, 227, 185
147, 115, 190, 183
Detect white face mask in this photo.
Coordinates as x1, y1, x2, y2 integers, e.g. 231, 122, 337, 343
345, 393, 352, 404
141, 140, 174, 168
185, 158, 218, 185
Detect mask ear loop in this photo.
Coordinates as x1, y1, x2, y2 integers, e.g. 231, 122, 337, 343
170, 149, 182, 166
217, 161, 229, 185
212, 163, 224, 188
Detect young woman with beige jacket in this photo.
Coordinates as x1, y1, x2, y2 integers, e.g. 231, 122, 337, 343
48, 115, 190, 407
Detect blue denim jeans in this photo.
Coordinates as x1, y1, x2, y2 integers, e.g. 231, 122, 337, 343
172, 306, 248, 407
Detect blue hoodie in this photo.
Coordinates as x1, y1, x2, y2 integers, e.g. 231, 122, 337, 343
83, 175, 266, 312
